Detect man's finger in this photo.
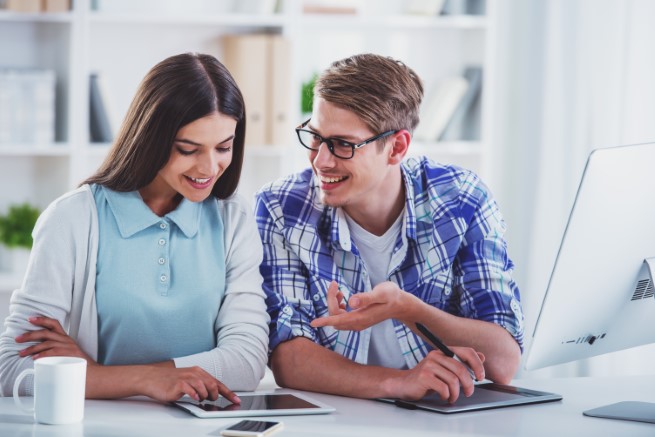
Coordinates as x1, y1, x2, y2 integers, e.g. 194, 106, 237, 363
326, 281, 341, 315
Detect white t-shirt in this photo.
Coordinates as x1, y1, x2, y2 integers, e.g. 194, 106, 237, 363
344, 210, 407, 369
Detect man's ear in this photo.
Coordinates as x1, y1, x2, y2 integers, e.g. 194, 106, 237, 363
388, 129, 411, 165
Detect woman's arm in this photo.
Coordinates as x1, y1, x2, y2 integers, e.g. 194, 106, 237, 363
0, 189, 94, 396
173, 195, 269, 391
15, 316, 239, 403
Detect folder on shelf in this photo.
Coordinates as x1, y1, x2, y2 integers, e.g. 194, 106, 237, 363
405, 0, 447, 16
0, 69, 55, 145
268, 35, 292, 146
223, 34, 270, 146
222, 34, 292, 147
439, 66, 483, 141
89, 73, 114, 143
6, 0, 41, 13
413, 76, 468, 142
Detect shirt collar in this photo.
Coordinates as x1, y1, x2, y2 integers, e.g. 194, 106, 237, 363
400, 163, 418, 241
315, 164, 419, 252
103, 187, 202, 238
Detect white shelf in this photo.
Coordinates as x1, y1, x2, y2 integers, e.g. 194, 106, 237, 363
411, 140, 483, 155
294, 14, 487, 29
0, 11, 74, 23
0, 0, 496, 216
0, 144, 72, 156
88, 12, 287, 27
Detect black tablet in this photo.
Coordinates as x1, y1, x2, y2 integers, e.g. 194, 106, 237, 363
377, 383, 562, 414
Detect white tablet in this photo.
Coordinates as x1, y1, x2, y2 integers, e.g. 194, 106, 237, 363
173, 392, 335, 418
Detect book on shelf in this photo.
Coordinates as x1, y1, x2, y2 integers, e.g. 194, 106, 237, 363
412, 76, 468, 143
268, 35, 293, 146
89, 73, 114, 143
222, 34, 292, 147
439, 66, 482, 141
5, 0, 69, 12
232, 0, 279, 15
44, 0, 71, 13
6, 0, 41, 13
405, 0, 447, 16
302, 0, 358, 15
0, 69, 55, 145
440, 0, 485, 16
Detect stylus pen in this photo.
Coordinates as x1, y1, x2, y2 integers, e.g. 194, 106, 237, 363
415, 322, 477, 381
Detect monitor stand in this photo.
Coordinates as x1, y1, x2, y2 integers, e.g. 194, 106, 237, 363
583, 401, 655, 424
582, 258, 655, 424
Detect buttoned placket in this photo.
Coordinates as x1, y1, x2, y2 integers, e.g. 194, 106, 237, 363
157, 220, 171, 296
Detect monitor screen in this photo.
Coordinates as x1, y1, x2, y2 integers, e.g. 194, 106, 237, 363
525, 142, 655, 370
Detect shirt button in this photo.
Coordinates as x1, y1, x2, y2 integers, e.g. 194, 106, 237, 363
158, 258, 166, 265
313, 294, 320, 301
160, 275, 167, 282
160, 222, 167, 230
158, 238, 166, 246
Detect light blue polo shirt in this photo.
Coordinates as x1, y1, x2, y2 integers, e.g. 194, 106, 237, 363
92, 184, 226, 365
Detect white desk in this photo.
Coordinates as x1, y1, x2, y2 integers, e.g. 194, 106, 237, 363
1, 375, 654, 436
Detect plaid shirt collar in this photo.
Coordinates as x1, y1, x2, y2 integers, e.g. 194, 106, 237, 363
318, 163, 419, 254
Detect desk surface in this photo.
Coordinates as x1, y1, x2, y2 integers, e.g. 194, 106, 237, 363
1, 375, 654, 436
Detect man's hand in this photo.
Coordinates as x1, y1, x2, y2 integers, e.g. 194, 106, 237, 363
385, 347, 485, 403
15, 316, 96, 364
311, 281, 419, 331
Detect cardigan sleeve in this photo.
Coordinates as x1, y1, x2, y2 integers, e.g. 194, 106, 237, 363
0, 186, 98, 396
174, 194, 269, 391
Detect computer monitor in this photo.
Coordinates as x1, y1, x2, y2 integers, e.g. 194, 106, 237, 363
524, 142, 655, 422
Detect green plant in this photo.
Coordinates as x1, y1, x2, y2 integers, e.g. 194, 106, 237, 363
301, 73, 318, 115
0, 203, 41, 249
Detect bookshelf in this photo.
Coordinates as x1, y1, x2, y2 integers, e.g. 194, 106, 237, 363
0, 0, 496, 291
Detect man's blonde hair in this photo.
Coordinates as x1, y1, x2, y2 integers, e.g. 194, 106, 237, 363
315, 53, 424, 138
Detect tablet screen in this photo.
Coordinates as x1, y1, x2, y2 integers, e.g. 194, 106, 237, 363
195, 394, 320, 412
174, 392, 336, 418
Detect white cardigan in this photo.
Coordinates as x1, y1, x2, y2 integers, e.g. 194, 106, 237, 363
0, 185, 269, 396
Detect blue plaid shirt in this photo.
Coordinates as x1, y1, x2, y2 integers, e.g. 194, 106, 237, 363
255, 156, 524, 367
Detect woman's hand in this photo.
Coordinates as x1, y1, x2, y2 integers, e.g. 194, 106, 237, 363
15, 316, 96, 364
130, 365, 241, 404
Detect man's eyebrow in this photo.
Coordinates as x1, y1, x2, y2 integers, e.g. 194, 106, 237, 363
174, 134, 235, 146
306, 123, 357, 141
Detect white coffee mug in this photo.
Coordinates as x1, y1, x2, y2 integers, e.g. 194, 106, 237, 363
13, 356, 87, 425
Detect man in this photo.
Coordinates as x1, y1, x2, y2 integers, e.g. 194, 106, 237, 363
255, 53, 523, 403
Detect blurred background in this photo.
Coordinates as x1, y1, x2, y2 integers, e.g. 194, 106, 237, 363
1, 0, 654, 380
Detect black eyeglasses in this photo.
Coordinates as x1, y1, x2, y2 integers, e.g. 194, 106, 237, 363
295, 119, 397, 159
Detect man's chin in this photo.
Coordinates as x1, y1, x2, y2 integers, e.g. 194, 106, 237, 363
319, 191, 344, 208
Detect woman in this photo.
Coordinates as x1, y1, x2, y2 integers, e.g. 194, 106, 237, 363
0, 53, 269, 403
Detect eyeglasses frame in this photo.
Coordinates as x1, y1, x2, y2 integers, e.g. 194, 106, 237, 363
295, 119, 398, 160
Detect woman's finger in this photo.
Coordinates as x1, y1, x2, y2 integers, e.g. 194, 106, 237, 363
28, 316, 67, 335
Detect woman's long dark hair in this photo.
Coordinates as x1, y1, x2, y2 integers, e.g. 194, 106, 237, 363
83, 53, 246, 199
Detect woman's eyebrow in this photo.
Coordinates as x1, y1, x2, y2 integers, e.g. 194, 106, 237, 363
174, 134, 235, 146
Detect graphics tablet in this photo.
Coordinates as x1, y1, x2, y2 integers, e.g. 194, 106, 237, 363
173, 392, 335, 418
377, 383, 562, 414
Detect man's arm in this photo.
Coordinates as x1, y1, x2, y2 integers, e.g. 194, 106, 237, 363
311, 282, 520, 384
409, 298, 520, 384
270, 336, 484, 402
